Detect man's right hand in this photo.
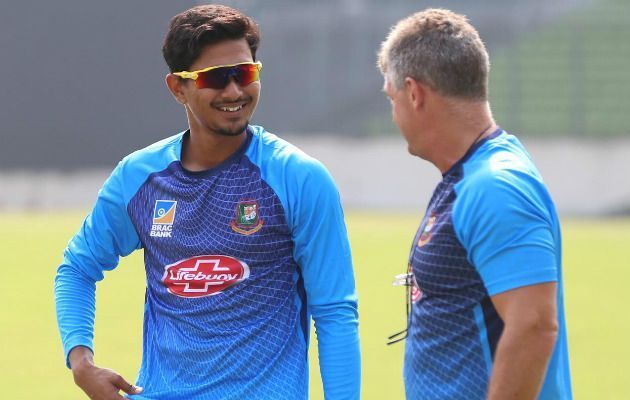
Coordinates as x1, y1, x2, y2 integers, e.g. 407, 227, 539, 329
69, 346, 143, 400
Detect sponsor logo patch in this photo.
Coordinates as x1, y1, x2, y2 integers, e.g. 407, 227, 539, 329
230, 200, 264, 235
162, 255, 250, 298
407, 263, 423, 303
151, 200, 177, 238
411, 282, 423, 303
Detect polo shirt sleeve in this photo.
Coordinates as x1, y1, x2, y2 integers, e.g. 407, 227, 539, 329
452, 168, 559, 296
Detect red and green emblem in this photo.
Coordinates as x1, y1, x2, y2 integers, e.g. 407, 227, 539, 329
230, 200, 264, 235
417, 213, 437, 247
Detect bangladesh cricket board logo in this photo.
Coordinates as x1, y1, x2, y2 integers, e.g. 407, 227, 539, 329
417, 213, 438, 247
230, 200, 264, 235
162, 255, 250, 298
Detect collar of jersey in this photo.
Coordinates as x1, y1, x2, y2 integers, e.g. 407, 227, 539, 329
176, 127, 254, 179
442, 128, 504, 177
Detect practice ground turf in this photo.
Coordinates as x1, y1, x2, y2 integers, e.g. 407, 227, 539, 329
1, 211, 628, 399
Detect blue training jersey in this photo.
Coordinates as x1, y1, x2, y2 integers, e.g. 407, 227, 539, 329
404, 129, 572, 399
54, 125, 361, 400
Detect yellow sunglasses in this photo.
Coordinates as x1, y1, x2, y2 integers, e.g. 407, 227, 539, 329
173, 61, 262, 90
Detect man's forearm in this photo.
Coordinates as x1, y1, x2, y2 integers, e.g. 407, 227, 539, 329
312, 303, 361, 400
54, 263, 98, 367
487, 323, 557, 399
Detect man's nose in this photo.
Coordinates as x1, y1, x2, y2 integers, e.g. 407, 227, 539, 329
221, 76, 244, 99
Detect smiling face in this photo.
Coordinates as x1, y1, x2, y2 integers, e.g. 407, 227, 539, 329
168, 38, 261, 138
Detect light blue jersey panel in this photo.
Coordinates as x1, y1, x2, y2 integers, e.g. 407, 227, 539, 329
452, 132, 572, 399
54, 133, 182, 366
245, 126, 361, 400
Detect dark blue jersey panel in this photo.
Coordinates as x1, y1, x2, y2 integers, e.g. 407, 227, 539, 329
404, 170, 493, 400
126, 133, 306, 398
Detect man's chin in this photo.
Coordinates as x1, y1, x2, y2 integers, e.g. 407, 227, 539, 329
215, 121, 249, 137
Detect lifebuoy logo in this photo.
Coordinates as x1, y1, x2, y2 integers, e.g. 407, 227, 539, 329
162, 255, 250, 298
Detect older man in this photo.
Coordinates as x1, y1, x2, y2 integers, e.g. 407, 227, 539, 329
379, 8, 571, 400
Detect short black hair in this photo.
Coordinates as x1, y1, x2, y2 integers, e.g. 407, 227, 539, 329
162, 4, 260, 73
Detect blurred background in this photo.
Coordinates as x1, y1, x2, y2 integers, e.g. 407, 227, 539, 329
1, 0, 629, 214
1, 0, 629, 398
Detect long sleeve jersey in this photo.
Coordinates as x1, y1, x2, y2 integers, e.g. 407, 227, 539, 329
55, 125, 361, 399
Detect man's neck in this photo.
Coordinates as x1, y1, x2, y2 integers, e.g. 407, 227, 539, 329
181, 126, 247, 172
429, 101, 495, 174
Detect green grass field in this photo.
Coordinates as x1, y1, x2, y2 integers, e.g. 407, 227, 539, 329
1, 211, 628, 399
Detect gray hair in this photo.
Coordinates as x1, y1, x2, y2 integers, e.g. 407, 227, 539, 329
378, 8, 490, 100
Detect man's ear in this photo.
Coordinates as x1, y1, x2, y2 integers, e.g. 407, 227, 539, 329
404, 77, 425, 111
165, 74, 188, 105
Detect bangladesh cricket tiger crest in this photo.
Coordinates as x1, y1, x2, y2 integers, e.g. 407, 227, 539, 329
230, 200, 264, 235
417, 213, 437, 247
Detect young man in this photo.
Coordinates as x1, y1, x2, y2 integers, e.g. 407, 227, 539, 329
378, 8, 571, 400
54, 5, 360, 399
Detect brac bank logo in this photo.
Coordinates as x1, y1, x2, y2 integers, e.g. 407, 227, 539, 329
151, 200, 177, 238
162, 255, 250, 298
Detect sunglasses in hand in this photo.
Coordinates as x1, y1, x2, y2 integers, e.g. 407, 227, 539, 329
387, 270, 414, 345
